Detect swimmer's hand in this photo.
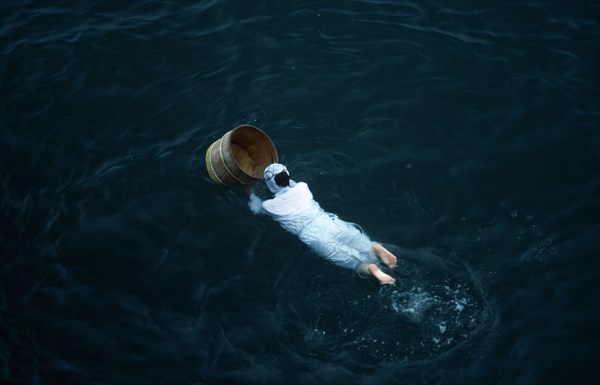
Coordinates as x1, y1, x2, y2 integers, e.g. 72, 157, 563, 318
248, 193, 263, 215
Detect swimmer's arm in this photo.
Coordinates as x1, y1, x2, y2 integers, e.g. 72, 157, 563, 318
248, 192, 265, 215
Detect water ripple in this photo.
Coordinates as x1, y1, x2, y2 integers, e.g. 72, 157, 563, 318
1, 1, 599, 384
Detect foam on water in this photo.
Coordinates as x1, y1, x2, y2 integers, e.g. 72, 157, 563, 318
389, 283, 480, 349
271, 242, 494, 369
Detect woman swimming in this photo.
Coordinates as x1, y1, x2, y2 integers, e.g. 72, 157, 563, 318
249, 163, 397, 284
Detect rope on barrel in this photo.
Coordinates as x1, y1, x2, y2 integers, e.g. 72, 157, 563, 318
205, 141, 225, 185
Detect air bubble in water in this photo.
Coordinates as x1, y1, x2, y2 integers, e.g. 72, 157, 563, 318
438, 322, 447, 334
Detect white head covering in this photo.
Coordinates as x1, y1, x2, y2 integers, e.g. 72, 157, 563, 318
264, 163, 292, 195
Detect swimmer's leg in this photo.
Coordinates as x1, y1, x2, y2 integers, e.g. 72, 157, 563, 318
372, 244, 397, 268
358, 263, 396, 285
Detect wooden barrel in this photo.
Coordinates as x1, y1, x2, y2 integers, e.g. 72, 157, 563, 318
205, 125, 278, 186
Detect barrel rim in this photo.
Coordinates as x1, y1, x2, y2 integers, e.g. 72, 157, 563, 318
218, 130, 251, 184
228, 124, 278, 179
205, 124, 279, 186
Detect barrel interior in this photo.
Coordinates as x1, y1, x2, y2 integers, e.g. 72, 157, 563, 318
230, 126, 278, 179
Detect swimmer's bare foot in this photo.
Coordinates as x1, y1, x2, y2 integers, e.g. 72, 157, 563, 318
373, 244, 397, 268
368, 263, 396, 285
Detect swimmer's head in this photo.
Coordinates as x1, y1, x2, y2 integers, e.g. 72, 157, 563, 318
274, 171, 290, 187
264, 163, 289, 194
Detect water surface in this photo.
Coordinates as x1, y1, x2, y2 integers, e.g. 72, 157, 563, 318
1, 1, 599, 384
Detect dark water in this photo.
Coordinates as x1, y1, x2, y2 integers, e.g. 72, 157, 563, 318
2, 1, 599, 384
